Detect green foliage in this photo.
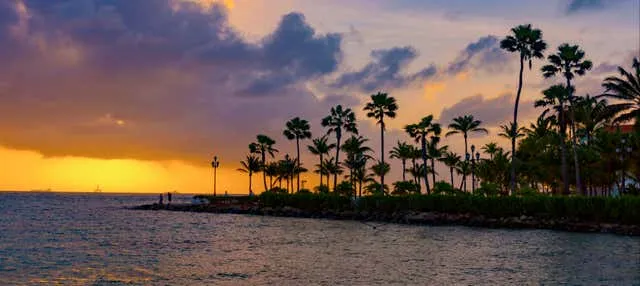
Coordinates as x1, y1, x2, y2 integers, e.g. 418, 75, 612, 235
335, 181, 355, 197
514, 186, 540, 197
432, 181, 464, 196
314, 185, 330, 194
297, 188, 312, 194
267, 187, 288, 194
392, 181, 421, 195
259, 192, 352, 212
474, 182, 501, 197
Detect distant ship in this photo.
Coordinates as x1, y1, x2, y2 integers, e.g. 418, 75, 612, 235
94, 185, 102, 193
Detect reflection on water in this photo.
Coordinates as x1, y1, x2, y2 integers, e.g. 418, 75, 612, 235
0, 192, 639, 285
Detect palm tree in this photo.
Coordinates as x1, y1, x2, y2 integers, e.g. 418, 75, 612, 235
498, 122, 527, 142
481, 142, 500, 160
500, 23, 547, 194
249, 134, 278, 192
446, 115, 488, 192
574, 95, 610, 144
307, 135, 336, 189
322, 157, 343, 190
342, 135, 372, 187
264, 162, 280, 189
390, 141, 413, 181
601, 57, 640, 124
440, 151, 461, 187
542, 43, 593, 195
370, 160, 391, 194
237, 155, 261, 196
322, 105, 358, 190
535, 85, 571, 194
364, 92, 398, 190
427, 124, 446, 186
405, 115, 435, 194
283, 117, 312, 193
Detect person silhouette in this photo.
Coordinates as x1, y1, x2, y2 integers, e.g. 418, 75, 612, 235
167, 192, 172, 205
159, 194, 163, 205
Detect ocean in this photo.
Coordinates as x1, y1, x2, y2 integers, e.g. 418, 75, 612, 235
0, 192, 638, 285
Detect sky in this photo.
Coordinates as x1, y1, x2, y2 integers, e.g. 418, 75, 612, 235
0, 0, 638, 193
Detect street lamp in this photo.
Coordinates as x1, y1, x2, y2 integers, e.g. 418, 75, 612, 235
616, 138, 633, 194
211, 156, 220, 197
471, 145, 476, 193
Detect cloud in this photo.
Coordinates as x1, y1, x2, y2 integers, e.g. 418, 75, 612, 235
331, 46, 437, 93
438, 93, 536, 128
0, 0, 352, 163
565, 0, 627, 14
446, 35, 510, 76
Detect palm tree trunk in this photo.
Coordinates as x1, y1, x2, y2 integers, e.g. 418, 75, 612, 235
510, 55, 524, 195
421, 135, 430, 194
431, 157, 436, 186
567, 79, 583, 195
380, 118, 385, 192
450, 167, 454, 186
334, 132, 341, 191
463, 134, 468, 192
295, 138, 300, 192
262, 153, 268, 192
560, 102, 569, 195
249, 172, 252, 195
401, 159, 406, 181
411, 158, 417, 185
319, 154, 323, 189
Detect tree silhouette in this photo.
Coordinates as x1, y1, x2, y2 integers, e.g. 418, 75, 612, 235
446, 115, 488, 192
601, 57, 640, 125
427, 124, 447, 185
237, 155, 261, 196
542, 43, 593, 195
307, 135, 336, 190
501, 23, 547, 194
322, 105, 358, 191
390, 141, 413, 182
440, 151, 461, 187
284, 117, 312, 193
364, 92, 398, 193
405, 115, 435, 194
249, 134, 278, 192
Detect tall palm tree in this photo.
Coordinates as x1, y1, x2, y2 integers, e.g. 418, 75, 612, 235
322, 105, 358, 190
389, 141, 413, 181
405, 115, 435, 194
440, 151, 461, 187
237, 155, 261, 196
249, 134, 278, 192
500, 23, 547, 194
409, 146, 422, 185
283, 117, 312, 193
481, 142, 500, 160
542, 43, 593, 195
601, 57, 640, 124
535, 85, 571, 194
427, 124, 446, 185
307, 135, 336, 189
446, 115, 488, 192
364, 92, 398, 190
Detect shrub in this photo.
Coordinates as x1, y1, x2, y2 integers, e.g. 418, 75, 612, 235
474, 182, 501, 197
514, 186, 540, 197
392, 181, 421, 195
267, 187, 289, 194
432, 181, 465, 196
314, 185, 330, 194
297, 188, 312, 194
335, 181, 355, 197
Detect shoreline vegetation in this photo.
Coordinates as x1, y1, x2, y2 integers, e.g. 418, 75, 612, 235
132, 193, 640, 236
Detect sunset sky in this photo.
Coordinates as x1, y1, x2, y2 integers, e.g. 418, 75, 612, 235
0, 0, 638, 193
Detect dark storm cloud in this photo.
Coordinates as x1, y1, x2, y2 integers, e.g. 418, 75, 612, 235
332, 46, 437, 92
0, 0, 348, 163
439, 93, 536, 128
446, 35, 509, 75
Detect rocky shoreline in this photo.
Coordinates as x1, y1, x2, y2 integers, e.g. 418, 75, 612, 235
131, 203, 640, 236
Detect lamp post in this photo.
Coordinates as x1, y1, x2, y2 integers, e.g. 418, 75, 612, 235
470, 145, 476, 193
616, 138, 632, 195
475, 151, 480, 191
211, 156, 220, 197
